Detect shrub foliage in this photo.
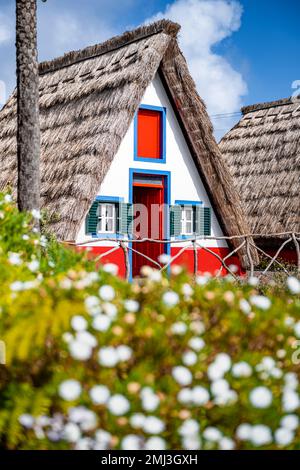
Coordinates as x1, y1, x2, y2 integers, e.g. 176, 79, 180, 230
0, 193, 300, 450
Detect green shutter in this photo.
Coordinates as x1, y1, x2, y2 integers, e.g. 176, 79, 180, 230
119, 203, 133, 235
86, 200, 99, 235
170, 205, 182, 237
195, 206, 211, 236
203, 207, 211, 236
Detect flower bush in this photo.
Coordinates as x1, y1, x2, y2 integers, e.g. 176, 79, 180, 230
0, 192, 300, 450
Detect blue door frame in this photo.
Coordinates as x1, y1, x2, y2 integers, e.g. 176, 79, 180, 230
128, 168, 171, 280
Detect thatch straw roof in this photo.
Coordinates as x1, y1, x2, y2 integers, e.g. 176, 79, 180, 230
220, 98, 300, 239
0, 20, 254, 266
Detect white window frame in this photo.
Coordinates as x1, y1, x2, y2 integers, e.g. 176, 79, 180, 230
97, 203, 116, 234
180, 205, 194, 235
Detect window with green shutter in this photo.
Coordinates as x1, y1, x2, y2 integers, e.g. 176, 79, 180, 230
85, 198, 124, 236
170, 203, 211, 238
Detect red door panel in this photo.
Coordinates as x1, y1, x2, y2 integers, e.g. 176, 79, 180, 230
132, 185, 164, 277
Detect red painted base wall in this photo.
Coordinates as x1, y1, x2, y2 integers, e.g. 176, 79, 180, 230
78, 246, 243, 278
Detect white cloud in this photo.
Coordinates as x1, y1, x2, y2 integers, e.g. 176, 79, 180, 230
146, 0, 247, 139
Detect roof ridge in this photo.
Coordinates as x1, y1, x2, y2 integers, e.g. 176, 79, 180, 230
39, 19, 180, 76
241, 97, 296, 115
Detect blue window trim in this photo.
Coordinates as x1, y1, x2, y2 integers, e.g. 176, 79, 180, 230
174, 200, 203, 240
175, 200, 203, 206
134, 104, 167, 164
128, 168, 171, 281
91, 195, 124, 239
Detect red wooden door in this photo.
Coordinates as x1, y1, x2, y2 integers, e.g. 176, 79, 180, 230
132, 184, 164, 277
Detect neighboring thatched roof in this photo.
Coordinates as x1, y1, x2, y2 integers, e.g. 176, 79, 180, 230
220, 98, 300, 239
0, 20, 254, 266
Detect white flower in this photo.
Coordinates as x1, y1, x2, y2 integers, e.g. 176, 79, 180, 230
196, 275, 210, 286
294, 321, 300, 338
143, 416, 165, 434
141, 392, 160, 412
171, 264, 182, 275
92, 314, 111, 332
188, 337, 205, 351
211, 379, 230, 397
108, 394, 130, 416
145, 436, 166, 450
121, 434, 141, 450
63, 423, 81, 443
214, 389, 238, 406
4, 194, 12, 203
124, 299, 139, 313
284, 372, 298, 388
249, 386, 273, 409
102, 302, 118, 318
59, 379, 82, 401
207, 353, 231, 381
250, 425, 272, 446
287, 276, 300, 295
84, 296, 101, 315
148, 269, 162, 282
182, 350, 197, 366
282, 390, 300, 412
248, 276, 259, 287
130, 413, 146, 429
182, 283, 193, 297
280, 414, 299, 431
239, 299, 251, 315
31, 209, 41, 220
19, 414, 34, 429
178, 419, 200, 437
95, 429, 111, 446
177, 388, 193, 404
232, 361, 252, 378
171, 321, 187, 335
75, 437, 93, 450
8, 252, 22, 265
192, 386, 210, 405
162, 291, 179, 307
219, 437, 235, 450
79, 410, 97, 431
236, 423, 252, 441
190, 320, 205, 335
203, 427, 222, 442
103, 263, 119, 276
27, 260, 39, 272
116, 345, 133, 362
182, 435, 201, 450
158, 253, 171, 264
76, 331, 97, 348
71, 315, 87, 332
99, 285, 115, 301
69, 340, 92, 361
250, 295, 271, 310
275, 428, 294, 446
172, 366, 193, 386
98, 347, 119, 367
89, 385, 110, 405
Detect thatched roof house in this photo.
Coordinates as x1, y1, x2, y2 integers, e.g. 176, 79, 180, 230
220, 97, 300, 249
0, 20, 254, 268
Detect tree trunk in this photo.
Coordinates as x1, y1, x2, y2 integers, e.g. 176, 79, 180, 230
16, 0, 40, 217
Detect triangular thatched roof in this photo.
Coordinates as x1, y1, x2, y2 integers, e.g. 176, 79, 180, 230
0, 20, 253, 265
220, 98, 300, 237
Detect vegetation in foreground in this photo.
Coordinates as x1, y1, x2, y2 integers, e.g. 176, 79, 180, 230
0, 193, 300, 450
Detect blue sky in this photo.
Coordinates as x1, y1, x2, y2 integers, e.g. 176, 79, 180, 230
0, 0, 299, 139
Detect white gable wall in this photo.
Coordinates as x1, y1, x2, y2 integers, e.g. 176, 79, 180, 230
76, 73, 227, 248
